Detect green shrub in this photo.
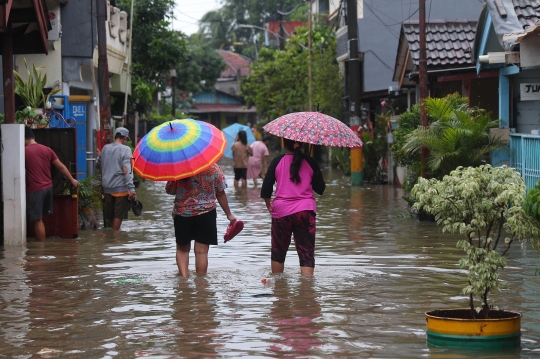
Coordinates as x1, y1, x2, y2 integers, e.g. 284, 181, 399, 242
330, 147, 350, 175
523, 180, 540, 225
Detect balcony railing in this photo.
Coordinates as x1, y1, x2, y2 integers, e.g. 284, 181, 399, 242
510, 134, 540, 193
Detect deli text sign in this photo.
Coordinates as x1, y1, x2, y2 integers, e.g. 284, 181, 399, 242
520, 83, 540, 101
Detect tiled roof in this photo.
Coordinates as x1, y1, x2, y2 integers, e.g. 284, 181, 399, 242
217, 50, 252, 79
512, 0, 540, 28
402, 19, 477, 67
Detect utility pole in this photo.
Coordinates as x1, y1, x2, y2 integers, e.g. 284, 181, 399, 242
123, 0, 135, 127
347, 0, 363, 186
97, 0, 111, 150
170, 69, 177, 119
308, 0, 313, 111
279, 1, 285, 50
419, 0, 428, 177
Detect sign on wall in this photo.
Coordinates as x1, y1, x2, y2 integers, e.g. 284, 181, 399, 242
520, 83, 540, 101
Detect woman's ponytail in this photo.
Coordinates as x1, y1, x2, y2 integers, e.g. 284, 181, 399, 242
283, 138, 307, 184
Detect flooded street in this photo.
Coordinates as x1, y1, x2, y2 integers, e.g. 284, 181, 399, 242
2, 157, 540, 358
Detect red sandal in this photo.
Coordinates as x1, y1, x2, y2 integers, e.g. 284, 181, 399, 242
224, 220, 244, 242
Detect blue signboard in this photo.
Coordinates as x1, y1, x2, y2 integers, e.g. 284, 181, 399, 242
70, 103, 87, 180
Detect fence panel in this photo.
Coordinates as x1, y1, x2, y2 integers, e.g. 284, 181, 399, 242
510, 134, 540, 193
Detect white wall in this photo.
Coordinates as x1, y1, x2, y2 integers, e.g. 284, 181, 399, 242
1, 125, 26, 245
514, 68, 540, 134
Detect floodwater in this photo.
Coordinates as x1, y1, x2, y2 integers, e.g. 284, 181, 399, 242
2, 157, 540, 359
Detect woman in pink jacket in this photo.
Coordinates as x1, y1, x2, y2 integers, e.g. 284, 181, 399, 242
260, 138, 325, 275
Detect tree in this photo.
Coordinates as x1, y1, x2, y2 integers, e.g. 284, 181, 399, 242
198, 9, 236, 50
241, 25, 343, 122
400, 94, 508, 179
390, 104, 422, 190
174, 44, 227, 113
117, 0, 188, 115
176, 45, 226, 95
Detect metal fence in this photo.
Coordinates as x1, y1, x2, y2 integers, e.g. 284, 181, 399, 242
510, 134, 540, 193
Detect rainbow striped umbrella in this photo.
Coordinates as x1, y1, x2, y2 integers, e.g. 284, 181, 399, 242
133, 119, 226, 181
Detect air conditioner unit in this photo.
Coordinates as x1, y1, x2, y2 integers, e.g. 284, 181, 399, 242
48, 11, 61, 41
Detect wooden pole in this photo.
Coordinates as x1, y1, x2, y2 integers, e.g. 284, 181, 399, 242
419, 0, 428, 177
97, 0, 111, 150
347, 0, 363, 185
123, 0, 135, 126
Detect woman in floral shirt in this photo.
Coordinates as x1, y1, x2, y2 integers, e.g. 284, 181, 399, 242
165, 163, 236, 277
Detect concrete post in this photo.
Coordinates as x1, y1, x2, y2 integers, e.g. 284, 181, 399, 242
2, 124, 27, 245
351, 147, 363, 186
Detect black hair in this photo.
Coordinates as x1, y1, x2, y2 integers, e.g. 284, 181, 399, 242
24, 126, 35, 140
115, 133, 127, 140
237, 130, 248, 145
283, 138, 307, 184
262, 135, 271, 142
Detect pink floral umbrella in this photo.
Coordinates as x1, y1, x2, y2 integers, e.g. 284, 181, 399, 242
263, 112, 363, 148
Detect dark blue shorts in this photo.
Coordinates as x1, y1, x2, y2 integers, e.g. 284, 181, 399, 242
271, 210, 316, 267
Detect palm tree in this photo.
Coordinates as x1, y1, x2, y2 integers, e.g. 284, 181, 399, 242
198, 9, 237, 50
402, 94, 508, 178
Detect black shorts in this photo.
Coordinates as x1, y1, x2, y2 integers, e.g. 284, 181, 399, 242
26, 187, 53, 222
174, 209, 218, 246
103, 194, 131, 220
234, 168, 248, 181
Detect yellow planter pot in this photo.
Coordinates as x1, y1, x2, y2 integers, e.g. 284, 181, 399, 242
425, 309, 521, 349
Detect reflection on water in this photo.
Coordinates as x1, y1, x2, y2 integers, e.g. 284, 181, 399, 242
1, 157, 540, 358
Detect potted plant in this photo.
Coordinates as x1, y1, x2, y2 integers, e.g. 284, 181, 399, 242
412, 165, 540, 348
0, 106, 50, 127
14, 59, 60, 114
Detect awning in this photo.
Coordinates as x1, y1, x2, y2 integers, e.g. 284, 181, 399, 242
0, 0, 51, 124
0, 0, 51, 54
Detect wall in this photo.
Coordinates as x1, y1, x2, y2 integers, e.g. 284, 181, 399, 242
215, 79, 240, 96
61, 0, 96, 86
513, 68, 540, 134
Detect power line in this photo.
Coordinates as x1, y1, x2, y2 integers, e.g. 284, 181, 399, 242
277, 1, 304, 16
364, 50, 394, 71
175, 10, 201, 21
384, 9, 419, 26
362, 2, 399, 39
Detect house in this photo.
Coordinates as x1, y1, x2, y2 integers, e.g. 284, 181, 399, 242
326, 1, 481, 121
264, 21, 306, 47
8, 0, 131, 180
393, 19, 499, 117
189, 50, 257, 128
475, 0, 540, 190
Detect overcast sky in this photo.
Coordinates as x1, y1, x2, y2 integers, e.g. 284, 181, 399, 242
172, 0, 221, 35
